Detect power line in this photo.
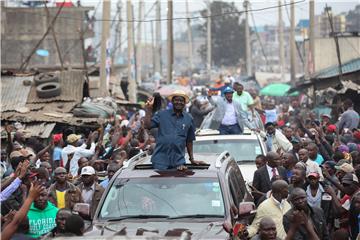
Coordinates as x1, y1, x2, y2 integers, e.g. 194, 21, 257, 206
20, 0, 306, 23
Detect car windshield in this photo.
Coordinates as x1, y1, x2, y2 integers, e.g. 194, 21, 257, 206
193, 139, 263, 162
98, 177, 224, 220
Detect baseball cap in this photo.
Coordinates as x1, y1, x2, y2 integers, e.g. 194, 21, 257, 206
80, 166, 96, 176
354, 131, 360, 141
327, 125, 337, 133
67, 134, 81, 144
342, 173, 359, 185
307, 172, 320, 178
336, 159, 350, 166
53, 134, 63, 144
335, 162, 354, 173
120, 120, 129, 128
9, 150, 32, 159
322, 161, 336, 170
321, 114, 331, 119
291, 137, 300, 144
223, 86, 234, 94
54, 167, 67, 174
10, 151, 23, 159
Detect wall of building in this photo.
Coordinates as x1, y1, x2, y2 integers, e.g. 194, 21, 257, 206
304, 37, 360, 76
1, 6, 93, 69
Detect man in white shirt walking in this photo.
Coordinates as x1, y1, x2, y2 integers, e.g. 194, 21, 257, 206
61, 133, 97, 177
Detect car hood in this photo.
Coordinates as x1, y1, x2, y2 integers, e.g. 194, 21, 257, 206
85, 220, 228, 239
236, 163, 257, 184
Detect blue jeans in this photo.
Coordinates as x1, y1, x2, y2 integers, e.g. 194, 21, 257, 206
218, 124, 242, 135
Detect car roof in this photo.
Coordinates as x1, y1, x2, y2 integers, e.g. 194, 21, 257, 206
195, 134, 259, 141
117, 151, 232, 179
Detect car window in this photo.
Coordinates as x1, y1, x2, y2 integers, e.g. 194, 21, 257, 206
227, 165, 245, 206
99, 178, 225, 220
193, 139, 263, 162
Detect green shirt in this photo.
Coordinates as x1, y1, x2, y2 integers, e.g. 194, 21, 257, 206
232, 91, 254, 111
27, 201, 58, 238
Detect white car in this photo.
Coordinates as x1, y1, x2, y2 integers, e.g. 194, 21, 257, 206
193, 129, 267, 183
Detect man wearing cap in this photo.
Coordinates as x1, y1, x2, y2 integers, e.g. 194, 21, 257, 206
207, 86, 255, 135
321, 114, 332, 129
78, 166, 104, 219
53, 134, 64, 168
260, 122, 293, 154
144, 90, 203, 170
289, 137, 301, 161
48, 167, 83, 210
322, 161, 340, 190
306, 172, 325, 208
61, 132, 97, 177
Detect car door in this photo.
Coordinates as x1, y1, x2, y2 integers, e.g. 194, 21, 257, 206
227, 163, 246, 207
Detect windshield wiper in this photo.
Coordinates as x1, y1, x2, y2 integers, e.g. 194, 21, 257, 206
168, 214, 223, 219
237, 160, 254, 164
107, 215, 170, 221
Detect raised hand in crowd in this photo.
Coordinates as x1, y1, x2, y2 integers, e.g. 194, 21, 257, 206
1, 181, 44, 240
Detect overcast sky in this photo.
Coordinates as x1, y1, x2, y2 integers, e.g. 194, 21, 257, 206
80, 0, 359, 42
86, 0, 359, 25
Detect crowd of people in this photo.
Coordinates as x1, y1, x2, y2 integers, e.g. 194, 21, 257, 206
0, 77, 359, 239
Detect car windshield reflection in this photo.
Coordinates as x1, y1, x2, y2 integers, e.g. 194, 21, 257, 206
193, 139, 262, 162
99, 178, 225, 220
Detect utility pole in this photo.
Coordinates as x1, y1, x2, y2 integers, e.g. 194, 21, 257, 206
207, 1, 212, 79
151, 21, 156, 73
185, 0, 193, 71
278, 0, 285, 81
155, 0, 162, 75
244, 0, 251, 76
309, 0, 315, 75
127, 0, 137, 102
290, 0, 296, 82
136, 0, 144, 85
167, 0, 173, 84
112, 1, 122, 64
100, 0, 111, 94
326, 5, 343, 82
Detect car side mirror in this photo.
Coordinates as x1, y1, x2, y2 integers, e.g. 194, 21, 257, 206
73, 203, 90, 217
238, 201, 256, 217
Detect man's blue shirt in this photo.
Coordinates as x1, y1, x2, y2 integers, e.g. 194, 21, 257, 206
150, 109, 196, 169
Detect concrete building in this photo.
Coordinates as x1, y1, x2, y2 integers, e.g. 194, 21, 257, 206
1, 5, 94, 70
315, 6, 347, 38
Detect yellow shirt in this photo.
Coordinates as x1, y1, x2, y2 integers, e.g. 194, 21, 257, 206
56, 190, 66, 209
247, 196, 291, 240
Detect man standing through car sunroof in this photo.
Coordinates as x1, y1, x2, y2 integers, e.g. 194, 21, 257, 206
144, 90, 204, 171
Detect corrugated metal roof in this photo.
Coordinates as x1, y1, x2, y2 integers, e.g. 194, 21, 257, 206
26, 102, 78, 113
1, 122, 55, 139
23, 123, 56, 138
1, 111, 100, 126
315, 58, 360, 79
1, 75, 33, 112
27, 70, 84, 103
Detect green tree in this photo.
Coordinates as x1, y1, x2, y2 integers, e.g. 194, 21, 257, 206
198, 1, 246, 67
